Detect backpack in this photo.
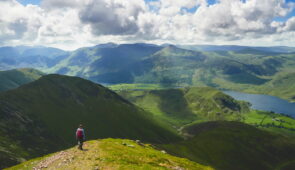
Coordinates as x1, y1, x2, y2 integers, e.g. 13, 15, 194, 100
77, 129, 84, 138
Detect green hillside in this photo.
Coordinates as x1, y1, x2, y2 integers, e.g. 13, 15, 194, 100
161, 121, 295, 170
194, 52, 295, 101
7, 139, 213, 170
0, 74, 180, 169
0, 68, 44, 92
119, 87, 250, 128
119, 87, 295, 137
258, 72, 295, 102
48, 43, 162, 83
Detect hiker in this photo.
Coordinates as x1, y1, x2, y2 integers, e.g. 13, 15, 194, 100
76, 124, 85, 150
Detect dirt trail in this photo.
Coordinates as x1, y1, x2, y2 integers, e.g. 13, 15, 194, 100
32, 143, 90, 169
32, 151, 73, 170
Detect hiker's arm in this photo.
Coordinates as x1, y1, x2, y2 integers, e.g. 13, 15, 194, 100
83, 129, 86, 140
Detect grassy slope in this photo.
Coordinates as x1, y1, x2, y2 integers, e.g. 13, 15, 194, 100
0, 68, 44, 92
119, 87, 249, 128
205, 52, 295, 102
259, 72, 295, 102
0, 74, 180, 169
161, 121, 295, 170
7, 139, 213, 170
108, 83, 172, 91
119, 86, 295, 138
243, 110, 295, 137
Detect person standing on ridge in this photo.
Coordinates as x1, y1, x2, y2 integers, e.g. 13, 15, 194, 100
76, 124, 85, 150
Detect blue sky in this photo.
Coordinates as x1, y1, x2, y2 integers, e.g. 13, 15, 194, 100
17, 0, 40, 5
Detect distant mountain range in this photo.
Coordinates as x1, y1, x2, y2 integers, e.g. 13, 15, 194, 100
47, 44, 290, 86
0, 46, 68, 70
1, 43, 295, 101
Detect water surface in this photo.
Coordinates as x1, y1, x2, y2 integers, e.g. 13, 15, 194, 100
223, 91, 295, 118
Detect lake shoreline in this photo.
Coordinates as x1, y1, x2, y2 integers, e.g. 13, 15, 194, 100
223, 90, 295, 118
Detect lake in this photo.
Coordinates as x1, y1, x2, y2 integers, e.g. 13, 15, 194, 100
223, 91, 295, 118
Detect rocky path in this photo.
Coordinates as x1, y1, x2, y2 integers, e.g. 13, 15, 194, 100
32, 143, 90, 170
11, 139, 211, 170
32, 151, 74, 170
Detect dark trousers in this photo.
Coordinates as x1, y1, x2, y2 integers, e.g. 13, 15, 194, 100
77, 138, 84, 150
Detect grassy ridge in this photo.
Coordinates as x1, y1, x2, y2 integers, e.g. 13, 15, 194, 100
0, 74, 180, 168
118, 86, 295, 137
7, 139, 213, 170
119, 87, 250, 128
0, 68, 44, 92
161, 121, 295, 170
108, 83, 172, 91
2, 78, 295, 170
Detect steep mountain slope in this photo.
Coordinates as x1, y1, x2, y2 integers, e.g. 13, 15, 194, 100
131, 45, 207, 85
0, 68, 44, 92
49, 43, 162, 82
119, 87, 250, 127
7, 139, 213, 170
49, 44, 287, 87
161, 121, 295, 170
0, 74, 180, 169
0, 46, 68, 70
258, 72, 295, 102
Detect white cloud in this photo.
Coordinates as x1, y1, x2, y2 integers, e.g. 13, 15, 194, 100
79, 0, 146, 35
0, 0, 91, 50
0, 0, 41, 43
280, 16, 295, 32
0, 0, 295, 49
136, 0, 295, 44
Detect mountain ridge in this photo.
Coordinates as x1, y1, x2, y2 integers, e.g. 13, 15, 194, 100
7, 139, 213, 170
0, 74, 180, 169
0, 68, 44, 92
162, 121, 295, 170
